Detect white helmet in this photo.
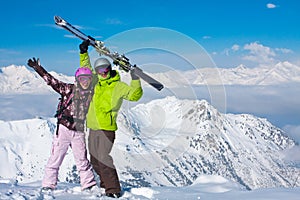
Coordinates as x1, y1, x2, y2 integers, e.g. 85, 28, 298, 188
94, 57, 111, 71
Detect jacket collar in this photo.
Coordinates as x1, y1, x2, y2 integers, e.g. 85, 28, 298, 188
98, 70, 120, 86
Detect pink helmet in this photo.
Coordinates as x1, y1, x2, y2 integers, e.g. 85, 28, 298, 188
75, 67, 93, 78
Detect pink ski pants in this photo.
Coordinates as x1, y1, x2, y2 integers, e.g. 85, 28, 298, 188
42, 124, 96, 190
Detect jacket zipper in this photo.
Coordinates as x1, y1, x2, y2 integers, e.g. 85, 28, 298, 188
110, 112, 113, 125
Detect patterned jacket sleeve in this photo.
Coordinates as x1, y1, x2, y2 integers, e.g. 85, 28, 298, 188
34, 64, 72, 95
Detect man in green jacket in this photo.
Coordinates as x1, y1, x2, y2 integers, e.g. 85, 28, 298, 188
79, 40, 143, 198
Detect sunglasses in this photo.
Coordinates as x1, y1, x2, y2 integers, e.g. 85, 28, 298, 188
77, 75, 92, 83
96, 67, 110, 75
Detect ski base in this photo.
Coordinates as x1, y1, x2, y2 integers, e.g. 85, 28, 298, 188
54, 16, 164, 91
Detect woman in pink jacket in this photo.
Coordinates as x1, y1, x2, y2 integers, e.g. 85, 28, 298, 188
27, 57, 96, 191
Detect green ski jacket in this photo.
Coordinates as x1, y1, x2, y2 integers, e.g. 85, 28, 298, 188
80, 52, 143, 131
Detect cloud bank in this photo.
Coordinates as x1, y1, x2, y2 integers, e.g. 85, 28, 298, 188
266, 3, 277, 9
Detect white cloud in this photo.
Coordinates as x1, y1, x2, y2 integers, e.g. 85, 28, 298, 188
221, 45, 239, 56
105, 18, 123, 25
64, 34, 77, 39
282, 145, 300, 164
266, 3, 277, 9
295, 59, 300, 67
275, 48, 293, 54
217, 42, 294, 68
231, 44, 240, 51
223, 48, 230, 56
64, 34, 102, 39
202, 35, 212, 39
93, 35, 103, 39
242, 42, 276, 66
283, 125, 300, 144
67, 50, 78, 54
40, 23, 88, 31
0, 48, 20, 55
280, 124, 300, 164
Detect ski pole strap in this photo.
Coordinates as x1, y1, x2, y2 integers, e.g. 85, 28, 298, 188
56, 121, 60, 135
54, 93, 74, 118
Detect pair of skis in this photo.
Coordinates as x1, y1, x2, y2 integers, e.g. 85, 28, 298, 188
54, 16, 163, 91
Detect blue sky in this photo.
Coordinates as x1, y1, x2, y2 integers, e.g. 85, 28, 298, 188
1, 0, 300, 75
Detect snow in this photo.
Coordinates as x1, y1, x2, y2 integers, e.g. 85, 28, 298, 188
0, 97, 299, 199
1, 176, 300, 199
153, 61, 300, 87
1, 64, 300, 199
0, 65, 73, 94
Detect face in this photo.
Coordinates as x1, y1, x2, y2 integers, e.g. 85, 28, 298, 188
96, 67, 110, 80
77, 75, 92, 90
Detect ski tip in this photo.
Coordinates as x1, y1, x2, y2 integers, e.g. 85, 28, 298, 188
54, 15, 60, 22
54, 16, 60, 24
157, 85, 164, 91
54, 16, 65, 25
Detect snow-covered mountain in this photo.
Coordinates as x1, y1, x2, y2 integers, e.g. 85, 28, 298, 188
1, 62, 300, 94
116, 97, 299, 189
217, 61, 300, 85
1, 96, 299, 191
0, 65, 74, 94
153, 61, 300, 87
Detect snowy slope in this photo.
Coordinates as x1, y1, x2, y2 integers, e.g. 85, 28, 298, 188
1, 175, 300, 200
0, 118, 75, 183
1, 97, 299, 192
115, 97, 299, 189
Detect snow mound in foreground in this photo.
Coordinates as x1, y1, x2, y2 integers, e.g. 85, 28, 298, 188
1, 176, 300, 200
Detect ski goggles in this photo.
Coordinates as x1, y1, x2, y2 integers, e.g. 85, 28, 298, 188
96, 66, 110, 75
77, 75, 92, 83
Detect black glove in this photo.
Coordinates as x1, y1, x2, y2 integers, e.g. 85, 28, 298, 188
130, 67, 139, 80
79, 40, 90, 54
27, 57, 40, 69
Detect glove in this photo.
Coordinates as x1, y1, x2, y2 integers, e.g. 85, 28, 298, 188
79, 40, 90, 54
27, 57, 40, 69
130, 67, 139, 80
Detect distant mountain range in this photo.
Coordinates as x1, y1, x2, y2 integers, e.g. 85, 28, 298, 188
1, 61, 300, 94
154, 61, 300, 87
1, 96, 299, 189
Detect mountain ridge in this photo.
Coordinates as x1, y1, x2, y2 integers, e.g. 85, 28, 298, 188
1, 62, 300, 94
115, 96, 298, 189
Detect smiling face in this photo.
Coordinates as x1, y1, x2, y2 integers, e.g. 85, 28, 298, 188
77, 75, 92, 90
95, 66, 111, 80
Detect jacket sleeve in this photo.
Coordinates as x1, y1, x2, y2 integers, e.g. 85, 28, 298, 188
79, 52, 98, 85
34, 65, 71, 95
119, 79, 143, 101
79, 52, 92, 70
